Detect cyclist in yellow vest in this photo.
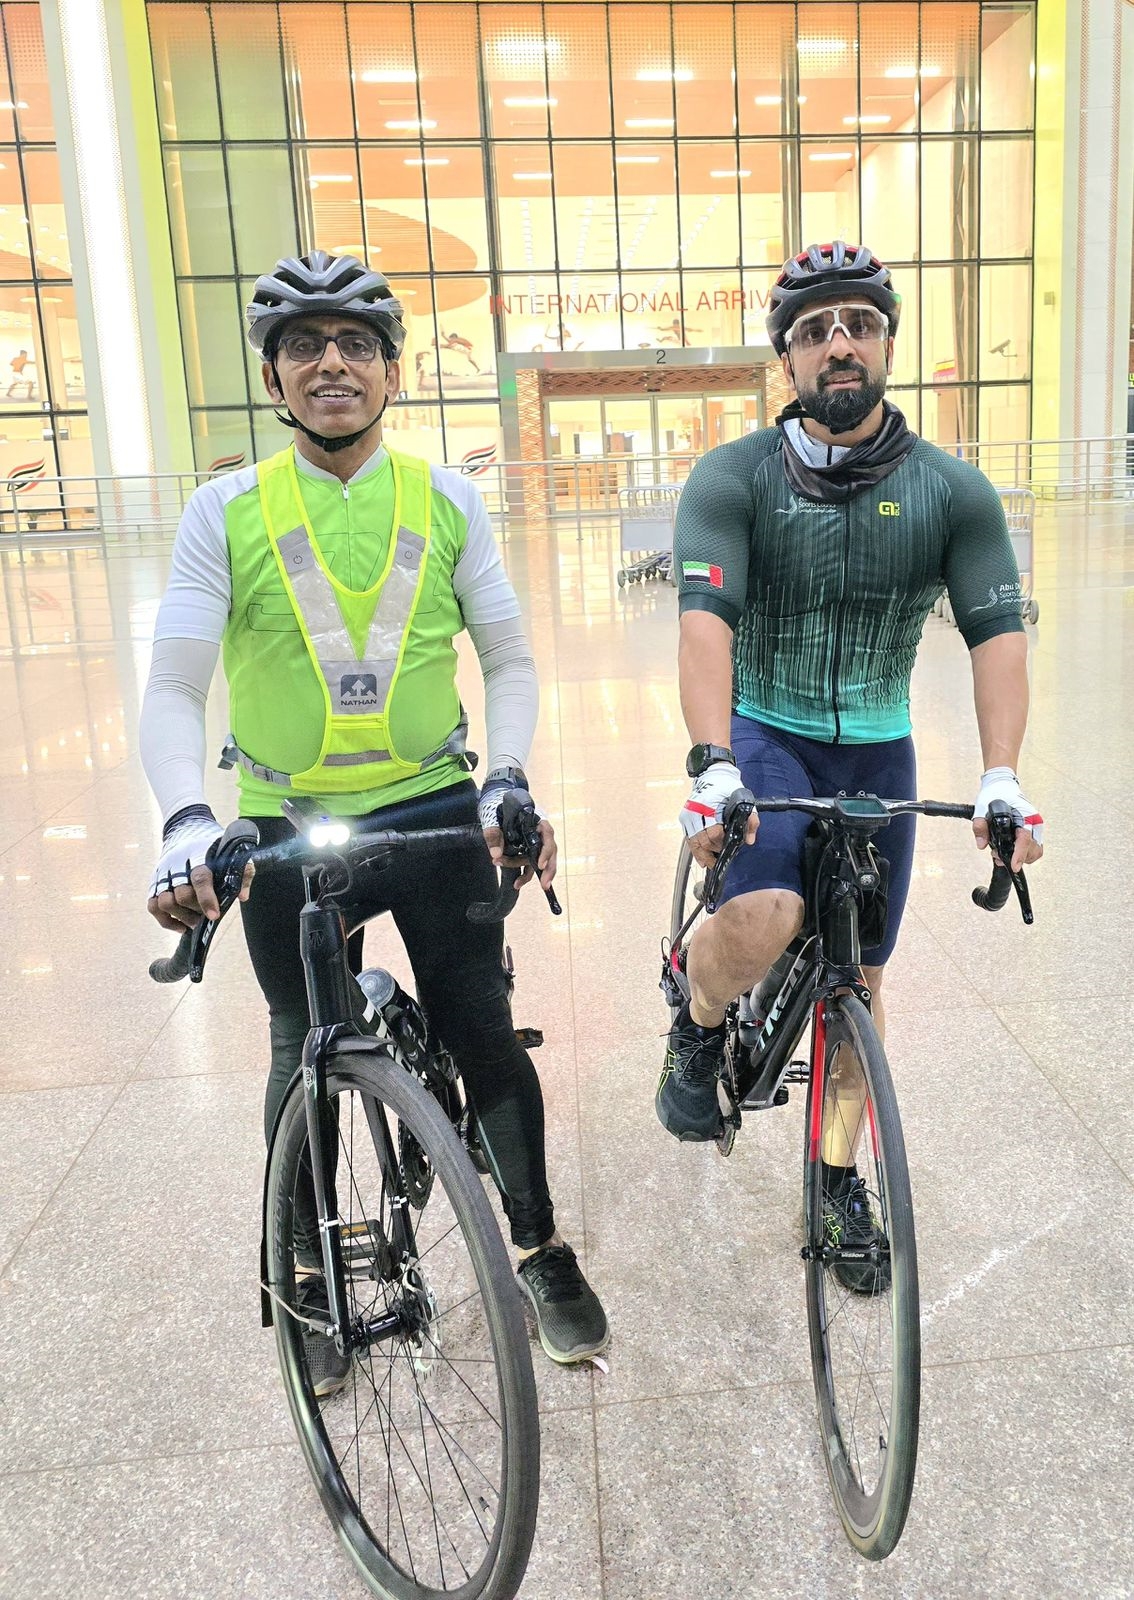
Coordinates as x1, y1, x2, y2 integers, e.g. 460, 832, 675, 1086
142, 252, 608, 1386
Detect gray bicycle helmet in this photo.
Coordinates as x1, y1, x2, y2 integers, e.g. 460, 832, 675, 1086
766, 243, 900, 356
246, 250, 406, 359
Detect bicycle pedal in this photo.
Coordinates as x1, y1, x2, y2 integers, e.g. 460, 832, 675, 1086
341, 1220, 394, 1276
515, 1027, 543, 1049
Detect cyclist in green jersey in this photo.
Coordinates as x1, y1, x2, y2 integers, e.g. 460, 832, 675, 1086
657, 242, 1044, 1147
142, 252, 608, 1380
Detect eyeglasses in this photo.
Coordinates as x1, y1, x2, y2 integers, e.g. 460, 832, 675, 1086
277, 330, 385, 365
784, 304, 889, 352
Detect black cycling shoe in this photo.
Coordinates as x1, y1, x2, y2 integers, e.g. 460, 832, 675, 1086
655, 1004, 726, 1141
295, 1274, 353, 1397
821, 1168, 892, 1296
517, 1244, 610, 1365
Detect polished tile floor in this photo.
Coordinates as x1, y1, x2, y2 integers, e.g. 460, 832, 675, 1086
1, 497, 1132, 1599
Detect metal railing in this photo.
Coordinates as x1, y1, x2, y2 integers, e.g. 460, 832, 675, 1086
0, 436, 1129, 550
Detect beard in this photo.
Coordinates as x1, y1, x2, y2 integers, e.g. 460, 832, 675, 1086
797, 358, 888, 434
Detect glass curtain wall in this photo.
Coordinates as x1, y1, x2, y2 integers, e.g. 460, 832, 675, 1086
150, 0, 1036, 467
0, 3, 89, 500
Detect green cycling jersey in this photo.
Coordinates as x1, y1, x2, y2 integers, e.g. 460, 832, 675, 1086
674, 427, 1024, 744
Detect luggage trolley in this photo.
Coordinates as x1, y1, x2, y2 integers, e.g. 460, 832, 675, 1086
616, 484, 682, 586
1000, 486, 1039, 624
936, 485, 1038, 627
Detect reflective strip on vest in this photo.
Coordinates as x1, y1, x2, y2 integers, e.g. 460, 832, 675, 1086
274, 522, 427, 716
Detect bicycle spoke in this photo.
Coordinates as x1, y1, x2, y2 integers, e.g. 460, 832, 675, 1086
395, 1338, 494, 1550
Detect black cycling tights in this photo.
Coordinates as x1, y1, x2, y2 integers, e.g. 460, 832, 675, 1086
240, 782, 555, 1253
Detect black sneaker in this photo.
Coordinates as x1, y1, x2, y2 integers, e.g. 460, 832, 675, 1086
517, 1244, 610, 1365
295, 1274, 353, 1397
655, 1004, 726, 1141
822, 1168, 892, 1296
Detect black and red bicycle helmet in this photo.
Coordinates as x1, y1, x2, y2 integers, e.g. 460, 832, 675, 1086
766, 242, 900, 355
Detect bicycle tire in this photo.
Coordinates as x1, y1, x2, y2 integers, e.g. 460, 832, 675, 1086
802, 993, 920, 1560
266, 1043, 540, 1600
668, 839, 708, 1015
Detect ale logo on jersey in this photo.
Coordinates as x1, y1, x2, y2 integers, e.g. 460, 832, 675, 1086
682, 561, 724, 589
340, 673, 378, 706
879, 500, 901, 517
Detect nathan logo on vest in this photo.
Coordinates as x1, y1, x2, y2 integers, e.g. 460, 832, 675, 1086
340, 673, 379, 707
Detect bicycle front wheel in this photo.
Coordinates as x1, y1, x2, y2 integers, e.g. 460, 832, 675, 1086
668, 838, 709, 1015
802, 993, 920, 1560
266, 1044, 540, 1600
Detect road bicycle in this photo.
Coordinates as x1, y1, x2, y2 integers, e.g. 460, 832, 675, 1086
661, 791, 1032, 1559
150, 788, 556, 1600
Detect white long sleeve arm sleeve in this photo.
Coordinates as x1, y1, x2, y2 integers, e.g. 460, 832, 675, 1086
465, 614, 540, 773
139, 637, 219, 825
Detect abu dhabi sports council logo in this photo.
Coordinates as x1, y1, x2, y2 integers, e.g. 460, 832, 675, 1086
968, 581, 1022, 615
340, 673, 378, 707
773, 495, 837, 516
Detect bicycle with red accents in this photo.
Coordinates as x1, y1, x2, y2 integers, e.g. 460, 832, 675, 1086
662, 790, 1033, 1560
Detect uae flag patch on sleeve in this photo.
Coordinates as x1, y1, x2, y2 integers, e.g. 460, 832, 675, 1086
682, 560, 724, 589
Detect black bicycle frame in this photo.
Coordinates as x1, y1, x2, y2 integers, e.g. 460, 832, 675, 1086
728, 822, 881, 1112
295, 864, 405, 1358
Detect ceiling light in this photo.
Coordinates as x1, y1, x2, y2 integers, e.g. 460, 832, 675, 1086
384, 119, 437, 130
625, 118, 674, 129
308, 174, 354, 186
844, 114, 892, 124
616, 154, 661, 164
636, 69, 692, 82
808, 151, 854, 161
709, 169, 751, 178
753, 95, 781, 105
0, 99, 28, 110
513, 171, 552, 180
496, 36, 561, 65
884, 65, 942, 78
404, 157, 450, 167
359, 69, 417, 83
503, 97, 558, 108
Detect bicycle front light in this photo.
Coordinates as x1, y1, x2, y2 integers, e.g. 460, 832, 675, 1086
310, 819, 352, 848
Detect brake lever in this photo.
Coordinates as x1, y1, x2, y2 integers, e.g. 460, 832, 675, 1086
972, 800, 1033, 925
499, 789, 562, 916
148, 820, 260, 985
189, 822, 260, 980
702, 788, 756, 914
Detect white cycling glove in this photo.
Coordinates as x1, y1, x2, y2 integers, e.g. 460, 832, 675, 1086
973, 767, 1044, 846
148, 809, 223, 899
679, 762, 744, 840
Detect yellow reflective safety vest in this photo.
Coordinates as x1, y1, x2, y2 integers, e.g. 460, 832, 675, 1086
222, 446, 466, 800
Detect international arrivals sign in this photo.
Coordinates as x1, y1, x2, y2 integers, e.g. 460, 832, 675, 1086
488, 285, 774, 316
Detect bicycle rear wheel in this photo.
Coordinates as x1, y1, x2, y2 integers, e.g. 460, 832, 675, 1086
266, 1044, 539, 1600
802, 993, 919, 1560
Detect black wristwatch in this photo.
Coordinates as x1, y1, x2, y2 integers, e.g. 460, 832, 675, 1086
481, 765, 529, 792
686, 743, 737, 778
